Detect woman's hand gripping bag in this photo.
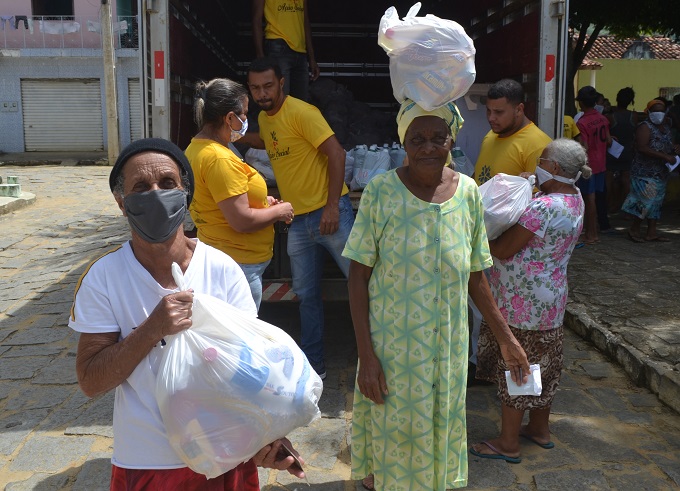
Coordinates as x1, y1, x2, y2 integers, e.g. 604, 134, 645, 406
478, 173, 535, 240
155, 264, 323, 478
378, 2, 476, 110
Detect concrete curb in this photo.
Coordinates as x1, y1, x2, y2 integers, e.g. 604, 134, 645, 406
565, 303, 680, 414
0, 191, 36, 215
0, 159, 109, 166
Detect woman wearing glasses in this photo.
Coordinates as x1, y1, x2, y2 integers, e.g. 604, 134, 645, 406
471, 139, 588, 463
343, 99, 529, 490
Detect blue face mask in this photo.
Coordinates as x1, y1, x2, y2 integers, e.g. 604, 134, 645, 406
230, 115, 248, 142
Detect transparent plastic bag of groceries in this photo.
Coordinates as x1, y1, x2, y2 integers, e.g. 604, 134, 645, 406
378, 2, 476, 110
155, 263, 323, 479
478, 173, 535, 240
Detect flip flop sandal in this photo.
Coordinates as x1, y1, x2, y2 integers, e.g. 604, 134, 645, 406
469, 441, 522, 463
627, 231, 644, 243
645, 236, 670, 242
519, 432, 555, 449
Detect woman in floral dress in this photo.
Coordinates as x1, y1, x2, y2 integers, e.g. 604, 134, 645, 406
343, 99, 529, 490
471, 139, 588, 462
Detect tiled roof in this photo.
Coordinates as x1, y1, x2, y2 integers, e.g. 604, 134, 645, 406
580, 58, 603, 69
585, 35, 680, 60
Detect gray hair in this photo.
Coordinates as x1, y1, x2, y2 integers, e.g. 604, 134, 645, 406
543, 138, 592, 179
193, 78, 248, 129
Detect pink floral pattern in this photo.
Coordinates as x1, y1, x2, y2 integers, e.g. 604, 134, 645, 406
490, 193, 584, 330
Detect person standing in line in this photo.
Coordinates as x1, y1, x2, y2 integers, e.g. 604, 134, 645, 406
623, 99, 680, 242
563, 114, 581, 143
606, 87, 638, 213
185, 78, 294, 310
469, 79, 551, 385
252, 0, 319, 101
344, 99, 529, 490
471, 139, 588, 463
247, 58, 354, 380
575, 85, 612, 243
70, 138, 305, 490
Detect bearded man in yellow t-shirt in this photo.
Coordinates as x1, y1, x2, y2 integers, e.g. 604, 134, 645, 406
247, 58, 353, 381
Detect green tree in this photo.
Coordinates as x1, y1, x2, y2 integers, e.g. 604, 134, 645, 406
567, 0, 680, 113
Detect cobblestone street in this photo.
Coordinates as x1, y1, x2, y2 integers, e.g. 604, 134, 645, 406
0, 165, 679, 490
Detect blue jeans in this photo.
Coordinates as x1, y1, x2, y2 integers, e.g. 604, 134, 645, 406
287, 195, 354, 371
264, 38, 309, 101
238, 259, 271, 311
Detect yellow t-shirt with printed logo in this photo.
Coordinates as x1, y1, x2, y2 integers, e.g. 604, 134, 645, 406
185, 138, 274, 264
264, 0, 306, 53
563, 115, 580, 140
474, 122, 552, 185
258, 96, 348, 214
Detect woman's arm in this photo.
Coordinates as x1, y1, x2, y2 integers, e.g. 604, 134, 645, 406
468, 271, 529, 384
218, 194, 293, 233
488, 223, 536, 260
348, 260, 388, 404
635, 123, 676, 163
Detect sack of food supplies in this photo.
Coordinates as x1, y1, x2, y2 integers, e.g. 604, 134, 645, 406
155, 263, 323, 478
378, 2, 476, 110
478, 173, 535, 240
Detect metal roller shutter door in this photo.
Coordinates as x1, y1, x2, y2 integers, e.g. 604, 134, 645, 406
21, 79, 104, 151
128, 78, 142, 141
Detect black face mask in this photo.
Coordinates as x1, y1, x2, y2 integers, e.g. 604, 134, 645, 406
124, 189, 187, 243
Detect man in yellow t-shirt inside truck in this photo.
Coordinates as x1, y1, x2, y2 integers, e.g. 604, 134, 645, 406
469, 79, 552, 385
252, 0, 319, 101
247, 57, 353, 381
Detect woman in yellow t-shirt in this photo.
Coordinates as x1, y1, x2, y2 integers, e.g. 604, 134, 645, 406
185, 78, 294, 309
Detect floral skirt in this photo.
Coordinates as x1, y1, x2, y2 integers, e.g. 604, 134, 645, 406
476, 322, 563, 410
621, 176, 667, 220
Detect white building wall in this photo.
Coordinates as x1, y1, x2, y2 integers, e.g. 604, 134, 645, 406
0, 53, 138, 152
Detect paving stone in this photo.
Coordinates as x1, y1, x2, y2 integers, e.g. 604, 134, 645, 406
5, 384, 74, 411
65, 392, 115, 438
2, 344, 63, 358
0, 409, 49, 455
648, 454, 680, 486
534, 469, 610, 490
0, 356, 52, 379
3, 327, 70, 345
580, 362, 614, 380
10, 435, 96, 472
319, 388, 346, 419
607, 473, 677, 490
71, 453, 112, 491
33, 357, 78, 385
467, 456, 517, 488
587, 387, 628, 412
5, 473, 70, 491
551, 388, 603, 417
610, 411, 653, 425
627, 393, 662, 408
287, 418, 346, 470
551, 418, 645, 463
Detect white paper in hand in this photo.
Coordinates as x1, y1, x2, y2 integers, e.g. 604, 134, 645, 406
607, 139, 624, 159
505, 364, 542, 396
665, 155, 680, 173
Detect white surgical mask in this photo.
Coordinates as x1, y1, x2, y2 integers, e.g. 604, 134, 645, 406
648, 111, 665, 125
230, 115, 249, 142
594, 104, 604, 114
535, 165, 581, 187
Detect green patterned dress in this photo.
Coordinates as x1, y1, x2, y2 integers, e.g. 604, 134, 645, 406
343, 170, 492, 490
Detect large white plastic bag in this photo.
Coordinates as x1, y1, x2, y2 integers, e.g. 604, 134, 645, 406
378, 2, 476, 110
350, 144, 391, 190
155, 264, 323, 478
478, 173, 535, 240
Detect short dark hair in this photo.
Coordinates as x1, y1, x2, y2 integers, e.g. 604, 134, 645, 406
487, 79, 524, 105
616, 87, 635, 107
248, 57, 283, 80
